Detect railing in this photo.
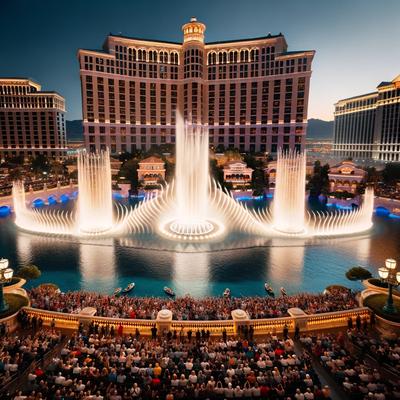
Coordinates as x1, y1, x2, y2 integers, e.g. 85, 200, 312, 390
22, 306, 371, 336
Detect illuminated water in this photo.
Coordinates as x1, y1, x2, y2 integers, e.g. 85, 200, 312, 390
1, 200, 399, 298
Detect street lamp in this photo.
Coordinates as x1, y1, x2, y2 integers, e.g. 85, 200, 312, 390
378, 258, 400, 314
0, 258, 14, 314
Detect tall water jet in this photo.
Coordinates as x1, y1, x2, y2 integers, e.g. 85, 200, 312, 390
158, 112, 224, 240
77, 149, 113, 234
273, 150, 306, 234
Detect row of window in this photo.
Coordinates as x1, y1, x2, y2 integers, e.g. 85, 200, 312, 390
0, 85, 38, 95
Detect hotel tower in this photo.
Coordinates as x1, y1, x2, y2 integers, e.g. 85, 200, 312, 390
0, 78, 66, 161
334, 74, 400, 162
78, 18, 315, 154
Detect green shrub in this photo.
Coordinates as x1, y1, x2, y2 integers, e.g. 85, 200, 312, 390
16, 265, 41, 280
346, 266, 372, 281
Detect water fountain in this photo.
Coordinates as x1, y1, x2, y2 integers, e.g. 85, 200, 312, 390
158, 114, 224, 240
77, 149, 113, 234
12, 149, 125, 236
12, 115, 375, 242
272, 150, 306, 234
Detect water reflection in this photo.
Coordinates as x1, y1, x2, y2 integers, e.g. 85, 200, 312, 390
16, 232, 34, 265
79, 239, 116, 292
268, 245, 305, 290
172, 251, 209, 297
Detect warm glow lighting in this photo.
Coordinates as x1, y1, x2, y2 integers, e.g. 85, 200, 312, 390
12, 116, 375, 242
158, 112, 225, 240
385, 258, 397, 269
77, 149, 113, 234
4, 268, 13, 280
379, 267, 389, 279
396, 272, 400, 283
0, 258, 9, 270
273, 150, 306, 234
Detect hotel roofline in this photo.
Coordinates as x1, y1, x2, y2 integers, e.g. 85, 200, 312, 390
335, 75, 400, 105
78, 31, 314, 58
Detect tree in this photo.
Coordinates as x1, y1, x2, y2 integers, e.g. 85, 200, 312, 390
366, 167, 379, 184
382, 163, 400, 185
50, 161, 66, 178
215, 144, 225, 153
308, 161, 330, 197
8, 167, 24, 181
345, 266, 372, 281
164, 159, 175, 182
252, 168, 266, 196
31, 154, 50, 175
17, 265, 41, 280
209, 159, 226, 188
119, 159, 139, 191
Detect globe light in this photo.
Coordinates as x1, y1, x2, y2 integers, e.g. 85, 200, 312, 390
4, 268, 13, 280
385, 258, 397, 270
378, 267, 389, 279
0, 258, 9, 271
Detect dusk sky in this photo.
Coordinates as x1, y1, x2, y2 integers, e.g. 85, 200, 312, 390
1, 0, 399, 121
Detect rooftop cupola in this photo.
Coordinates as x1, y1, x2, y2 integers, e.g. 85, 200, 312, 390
182, 17, 206, 44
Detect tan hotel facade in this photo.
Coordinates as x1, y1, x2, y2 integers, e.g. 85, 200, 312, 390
0, 78, 66, 161
78, 18, 315, 154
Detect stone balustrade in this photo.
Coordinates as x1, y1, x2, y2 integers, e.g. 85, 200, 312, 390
17, 306, 371, 336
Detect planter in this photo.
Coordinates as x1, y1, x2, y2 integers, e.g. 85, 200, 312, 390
363, 278, 400, 297
3, 277, 26, 293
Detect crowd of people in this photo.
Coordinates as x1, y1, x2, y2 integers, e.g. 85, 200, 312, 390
0, 328, 62, 388
28, 287, 358, 321
9, 331, 332, 400
348, 329, 400, 376
300, 330, 400, 399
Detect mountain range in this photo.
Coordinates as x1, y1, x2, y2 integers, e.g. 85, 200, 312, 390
66, 118, 334, 141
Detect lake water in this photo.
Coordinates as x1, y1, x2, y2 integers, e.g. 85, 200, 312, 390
1, 199, 399, 298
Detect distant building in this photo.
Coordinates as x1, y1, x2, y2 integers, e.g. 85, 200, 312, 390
78, 17, 315, 155
333, 74, 400, 162
223, 161, 253, 188
0, 78, 67, 161
138, 156, 165, 187
328, 160, 366, 193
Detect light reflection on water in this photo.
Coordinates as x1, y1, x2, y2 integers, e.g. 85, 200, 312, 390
1, 211, 399, 297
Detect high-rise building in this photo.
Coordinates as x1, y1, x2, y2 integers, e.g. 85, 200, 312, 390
78, 18, 315, 154
333, 75, 400, 162
0, 78, 67, 161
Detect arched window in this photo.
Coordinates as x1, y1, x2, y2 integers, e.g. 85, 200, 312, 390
208, 52, 216, 65
218, 52, 227, 64
229, 51, 238, 63
250, 49, 259, 62
149, 50, 157, 62
159, 51, 168, 63
138, 49, 147, 61
240, 49, 249, 62
170, 52, 178, 65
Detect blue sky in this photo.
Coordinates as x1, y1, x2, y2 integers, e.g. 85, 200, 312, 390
1, 0, 399, 121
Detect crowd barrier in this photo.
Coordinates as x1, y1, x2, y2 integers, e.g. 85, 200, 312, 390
20, 306, 371, 336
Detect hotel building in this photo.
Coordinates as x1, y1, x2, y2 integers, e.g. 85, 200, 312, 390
333, 74, 400, 162
0, 78, 67, 161
78, 18, 315, 154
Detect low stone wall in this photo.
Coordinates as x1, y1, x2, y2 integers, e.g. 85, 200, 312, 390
21, 306, 370, 336
4, 278, 26, 293
363, 279, 400, 298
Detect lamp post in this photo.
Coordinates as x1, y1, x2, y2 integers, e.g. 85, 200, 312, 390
0, 258, 14, 314
378, 258, 400, 314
